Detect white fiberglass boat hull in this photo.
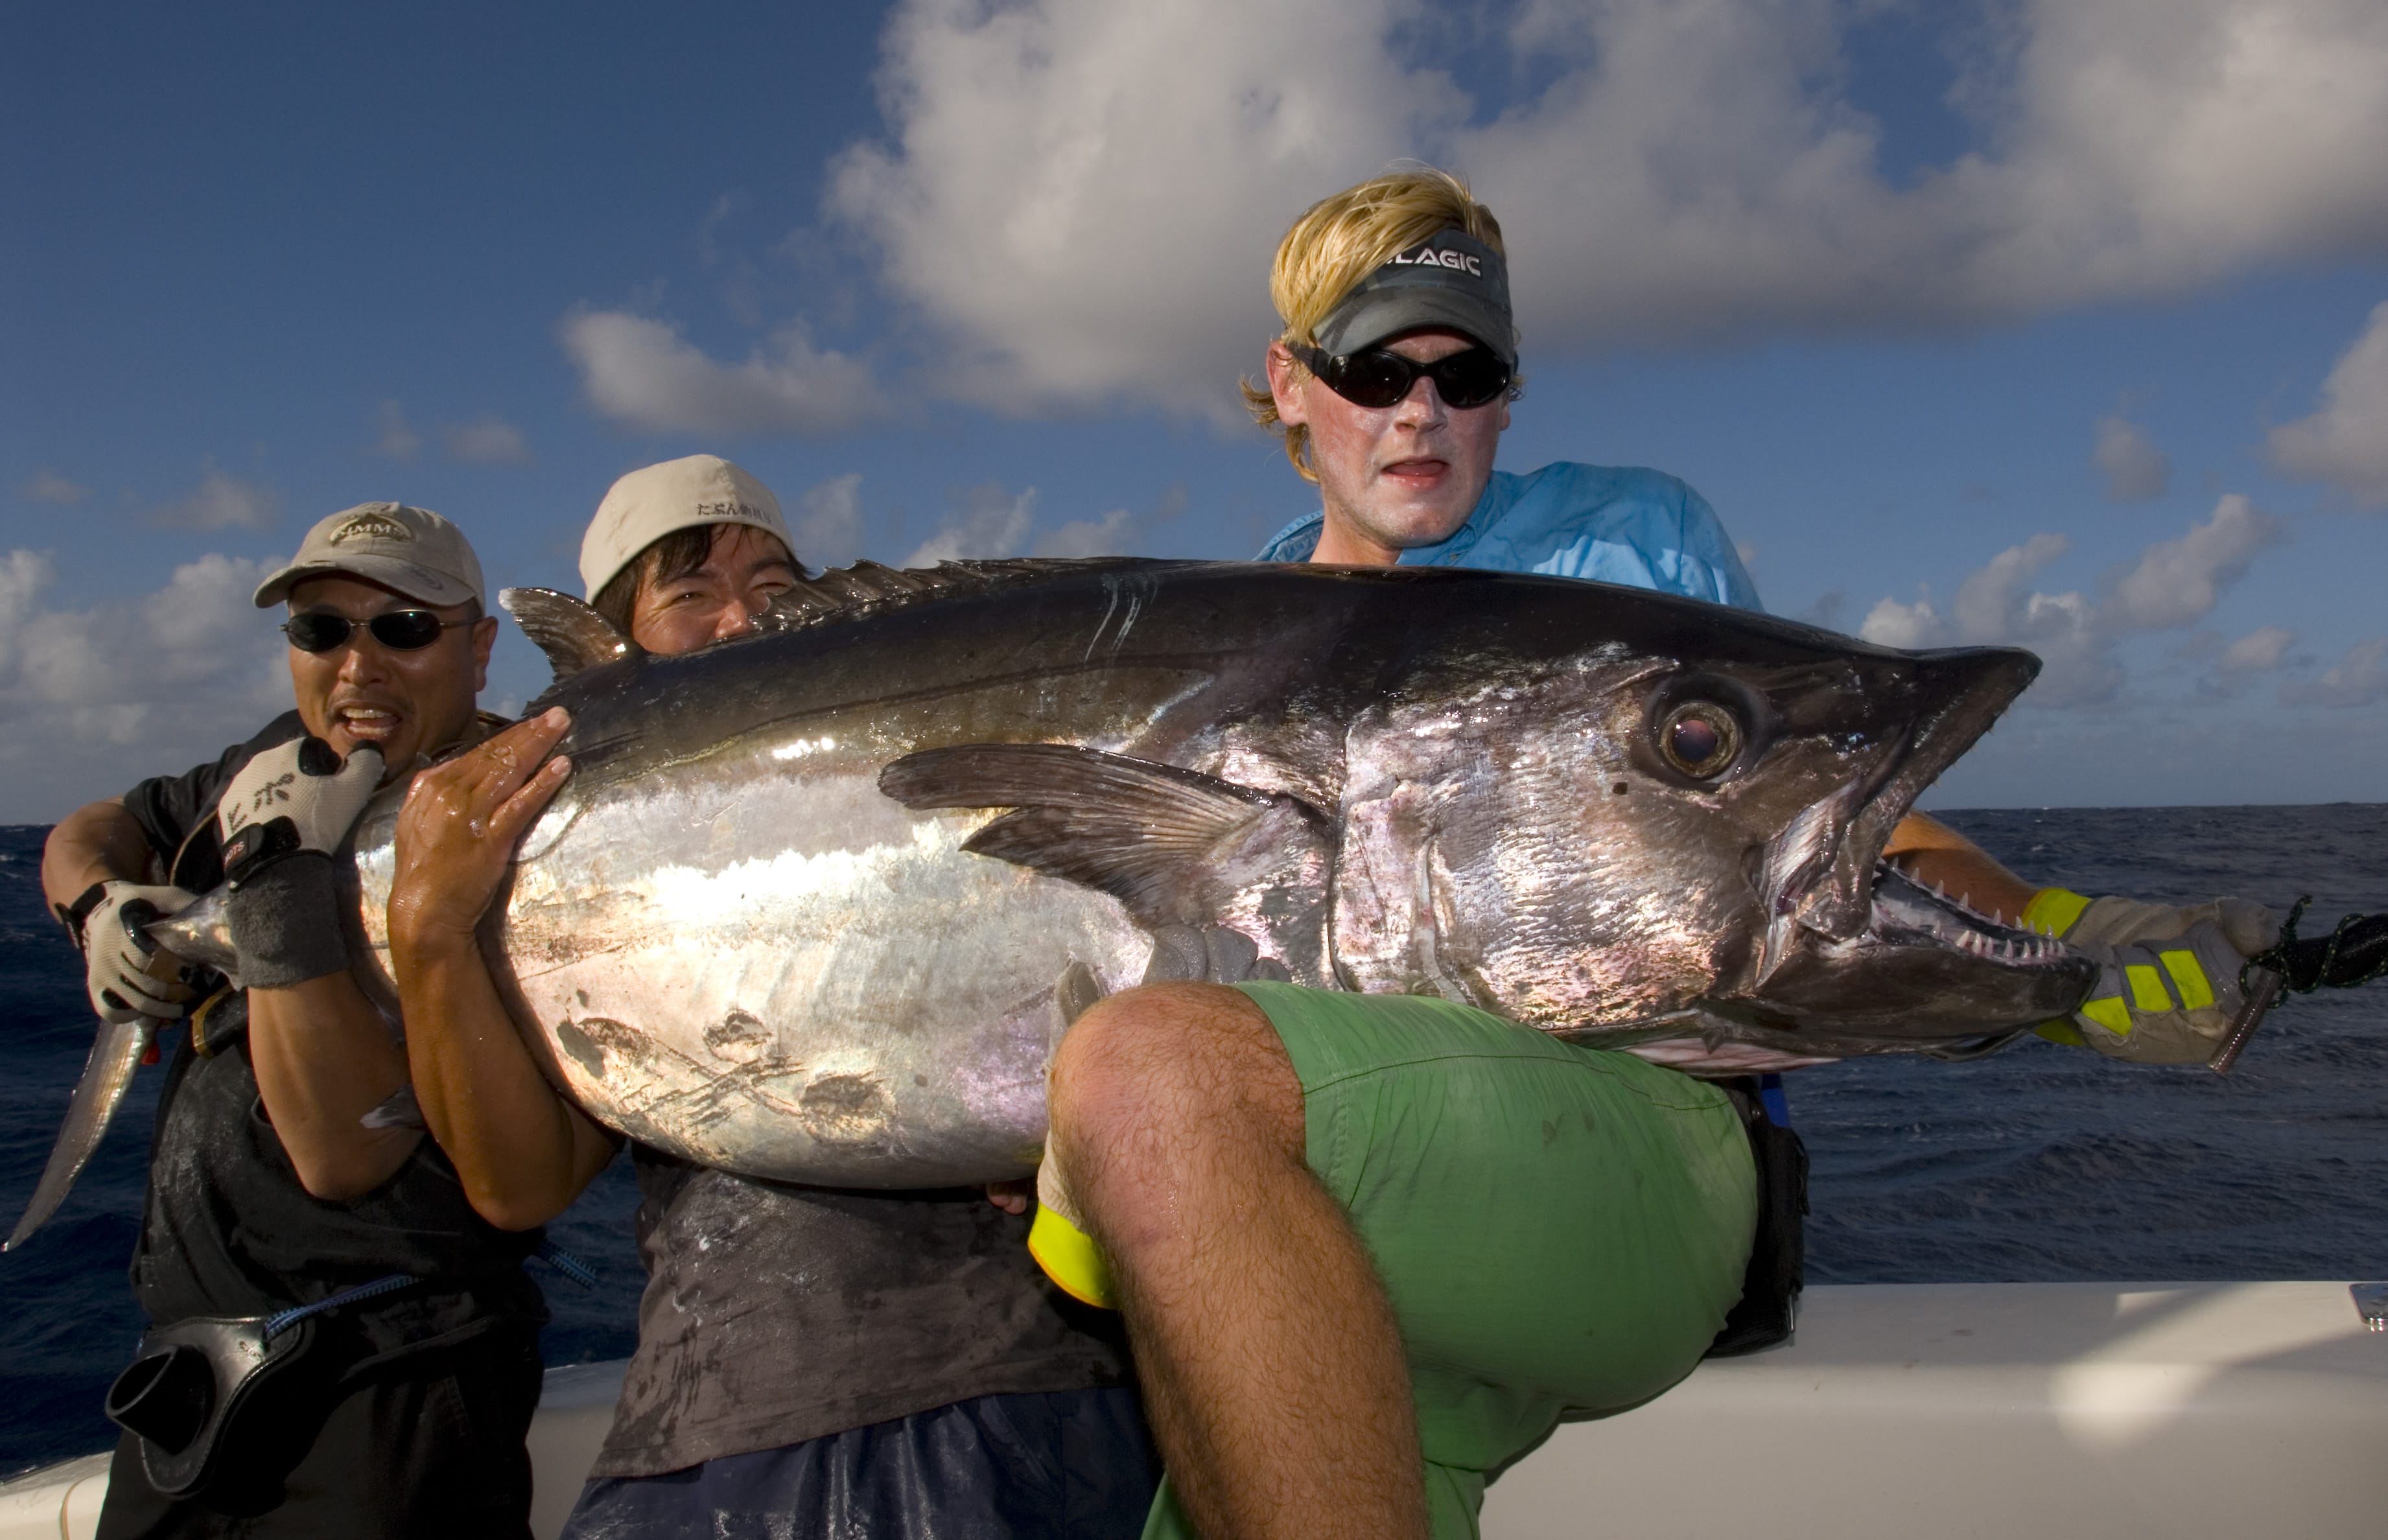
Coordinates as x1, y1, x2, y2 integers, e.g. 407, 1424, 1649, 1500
5, 1281, 2383, 1540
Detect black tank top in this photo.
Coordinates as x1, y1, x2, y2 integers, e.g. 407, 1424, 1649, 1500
123, 714, 545, 1368
130, 1000, 545, 1366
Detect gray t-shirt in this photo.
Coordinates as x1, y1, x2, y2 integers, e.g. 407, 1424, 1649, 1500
591, 1149, 1137, 1478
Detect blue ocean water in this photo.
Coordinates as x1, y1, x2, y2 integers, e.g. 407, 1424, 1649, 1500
2, 806, 2383, 1478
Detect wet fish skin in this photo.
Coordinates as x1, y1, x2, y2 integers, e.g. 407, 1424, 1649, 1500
152, 559, 2094, 1191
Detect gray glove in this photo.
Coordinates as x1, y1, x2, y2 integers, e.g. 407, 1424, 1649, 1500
63, 880, 197, 1024
217, 738, 382, 988
2043, 891, 2280, 1065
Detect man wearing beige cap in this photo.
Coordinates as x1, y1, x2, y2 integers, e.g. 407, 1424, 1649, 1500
41, 502, 548, 1539
388, 456, 1160, 1539
578, 452, 806, 651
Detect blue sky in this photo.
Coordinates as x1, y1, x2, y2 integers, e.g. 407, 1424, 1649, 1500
4, 0, 2385, 820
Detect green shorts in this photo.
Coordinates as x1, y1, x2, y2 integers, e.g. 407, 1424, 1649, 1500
1144, 984, 1757, 1540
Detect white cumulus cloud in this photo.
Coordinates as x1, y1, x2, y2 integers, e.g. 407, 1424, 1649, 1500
824, 0, 2388, 414
791, 472, 867, 568
1035, 507, 1137, 558
370, 400, 422, 461
444, 415, 533, 466
903, 484, 1039, 566
2284, 636, 2388, 706
2267, 298, 2388, 506
1859, 496, 2285, 705
2105, 494, 2284, 630
21, 471, 90, 504
561, 310, 887, 436
145, 462, 279, 531
2094, 414, 2171, 501
0, 550, 292, 819
2218, 624, 2298, 673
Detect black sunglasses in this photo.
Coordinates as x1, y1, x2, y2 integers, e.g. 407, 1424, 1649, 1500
282, 609, 474, 654
1288, 342, 1512, 410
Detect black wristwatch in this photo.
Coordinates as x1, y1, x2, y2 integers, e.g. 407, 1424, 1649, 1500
55, 880, 113, 954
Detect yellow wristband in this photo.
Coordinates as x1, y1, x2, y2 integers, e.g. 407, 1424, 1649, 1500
2022, 887, 2094, 939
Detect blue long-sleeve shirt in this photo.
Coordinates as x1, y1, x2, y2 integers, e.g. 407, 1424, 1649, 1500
1256, 462, 1762, 612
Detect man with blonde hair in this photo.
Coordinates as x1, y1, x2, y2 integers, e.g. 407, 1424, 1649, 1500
1250, 165, 2277, 1063
1029, 168, 2286, 1540
1030, 176, 1772, 1540
1247, 165, 1754, 602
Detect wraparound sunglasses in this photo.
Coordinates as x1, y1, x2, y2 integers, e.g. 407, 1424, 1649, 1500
1287, 342, 1513, 410
281, 610, 474, 654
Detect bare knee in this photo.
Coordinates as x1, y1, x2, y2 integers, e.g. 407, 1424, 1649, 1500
1049, 982, 1305, 1220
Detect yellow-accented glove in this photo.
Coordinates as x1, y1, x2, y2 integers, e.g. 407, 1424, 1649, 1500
1028, 1152, 1116, 1310
2024, 889, 2280, 1066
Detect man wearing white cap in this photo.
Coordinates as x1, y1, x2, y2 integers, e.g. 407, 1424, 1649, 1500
41, 502, 548, 1537
577, 452, 805, 651
388, 456, 1159, 1540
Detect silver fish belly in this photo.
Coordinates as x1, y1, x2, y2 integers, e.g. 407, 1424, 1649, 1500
466, 750, 1145, 1185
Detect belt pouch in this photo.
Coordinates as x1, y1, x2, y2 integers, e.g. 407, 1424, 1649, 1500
1703, 1077, 1810, 1359
106, 1314, 320, 1499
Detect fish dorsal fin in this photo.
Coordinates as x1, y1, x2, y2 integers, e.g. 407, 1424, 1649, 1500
760, 557, 1145, 634
499, 587, 640, 682
878, 742, 1333, 930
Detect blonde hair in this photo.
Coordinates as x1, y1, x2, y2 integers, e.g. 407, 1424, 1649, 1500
1241, 166, 1508, 481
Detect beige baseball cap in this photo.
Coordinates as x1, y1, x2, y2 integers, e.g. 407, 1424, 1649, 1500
252, 502, 486, 609
579, 454, 793, 600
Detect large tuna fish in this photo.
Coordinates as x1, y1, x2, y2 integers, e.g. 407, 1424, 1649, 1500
131, 561, 2093, 1200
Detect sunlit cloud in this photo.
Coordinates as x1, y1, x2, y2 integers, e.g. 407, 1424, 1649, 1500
560, 310, 887, 436
2284, 636, 2388, 706
0, 550, 290, 817
369, 399, 421, 461
902, 484, 1037, 566
1860, 496, 2286, 706
2267, 298, 2388, 506
144, 461, 278, 531
20, 471, 90, 504
825, 0, 2388, 415
2094, 414, 2170, 502
444, 415, 532, 466
2218, 625, 2297, 674
790, 471, 867, 568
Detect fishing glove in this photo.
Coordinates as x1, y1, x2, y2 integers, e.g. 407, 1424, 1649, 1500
216, 738, 383, 990
60, 880, 198, 1025
2027, 889, 2280, 1065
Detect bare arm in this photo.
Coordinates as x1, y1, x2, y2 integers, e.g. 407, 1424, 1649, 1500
247, 972, 425, 1198
388, 710, 618, 1231
41, 798, 159, 908
1882, 811, 2040, 926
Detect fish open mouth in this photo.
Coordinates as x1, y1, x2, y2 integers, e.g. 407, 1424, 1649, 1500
1752, 645, 2048, 971
1864, 859, 2074, 969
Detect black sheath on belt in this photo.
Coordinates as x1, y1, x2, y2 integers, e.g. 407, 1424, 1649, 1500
1702, 1077, 1809, 1359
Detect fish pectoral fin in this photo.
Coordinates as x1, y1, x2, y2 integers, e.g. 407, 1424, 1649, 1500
498, 588, 640, 682
879, 743, 1333, 928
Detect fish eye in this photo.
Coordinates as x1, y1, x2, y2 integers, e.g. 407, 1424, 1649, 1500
1658, 703, 1740, 780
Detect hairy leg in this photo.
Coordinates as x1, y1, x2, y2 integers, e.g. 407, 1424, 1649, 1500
1047, 983, 1428, 1540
